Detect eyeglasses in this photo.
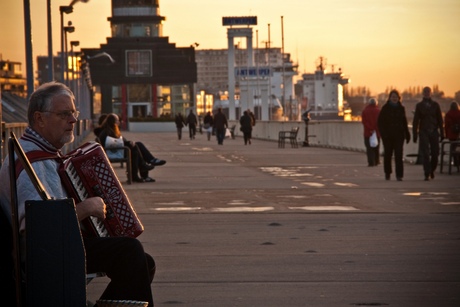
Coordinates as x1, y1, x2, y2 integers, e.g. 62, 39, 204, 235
43, 110, 80, 120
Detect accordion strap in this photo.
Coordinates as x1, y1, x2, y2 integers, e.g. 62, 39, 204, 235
15, 151, 61, 179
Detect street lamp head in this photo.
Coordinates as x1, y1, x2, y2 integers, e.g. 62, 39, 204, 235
70, 41, 80, 47
64, 26, 75, 33
69, 0, 90, 6
87, 52, 115, 64
60, 5, 73, 14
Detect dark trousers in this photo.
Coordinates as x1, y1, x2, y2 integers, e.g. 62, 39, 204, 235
364, 137, 380, 166
419, 130, 440, 176
188, 124, 196, 139
136, 142, 155, 178
243, 131, 251, 145
216, 128, 225, 144
382, 137, 405, 178
176, 127, 182, 140
84, 236, 155, 306
127, 142, 152, 179
450, 141, 460, 166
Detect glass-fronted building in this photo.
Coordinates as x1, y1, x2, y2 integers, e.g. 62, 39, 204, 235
81, 0, 197, 127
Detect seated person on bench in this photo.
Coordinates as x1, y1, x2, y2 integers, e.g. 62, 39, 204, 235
97, 113, 166, 183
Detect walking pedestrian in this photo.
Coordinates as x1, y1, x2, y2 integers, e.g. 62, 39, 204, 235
377, 90, 411, 181
240, 110, 253, 145
186, 109, 198, 140
213, 107, 228, 145
203, 111, 214, 141
361, 98, 380, 166
175, 112, 186, 140
444, 101, 460, 167
412, 86, 444, 181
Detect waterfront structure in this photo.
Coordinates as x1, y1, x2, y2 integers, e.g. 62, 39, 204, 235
295, 57, 350, 119
195, 47, 297, 120
81, 0, 196, 126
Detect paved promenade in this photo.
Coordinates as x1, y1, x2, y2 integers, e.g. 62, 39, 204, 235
87, 131, 460, 307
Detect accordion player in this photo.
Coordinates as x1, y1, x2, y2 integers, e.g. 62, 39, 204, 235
59, 142, 144, 238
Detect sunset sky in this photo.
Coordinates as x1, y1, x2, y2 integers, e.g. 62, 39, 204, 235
1, 0, 459, 97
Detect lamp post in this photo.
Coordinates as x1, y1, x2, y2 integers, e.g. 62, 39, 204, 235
60, 5, 73, 83
47, 0, 54, 81
63, 23, 75, 86
59, 1, 91, 82
24, 0, 34, 98
70, 40, 80, 103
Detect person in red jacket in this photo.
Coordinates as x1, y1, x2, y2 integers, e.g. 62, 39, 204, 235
444, 101, 460, 166
361, 98, 381, 167
445, 101, 460, 141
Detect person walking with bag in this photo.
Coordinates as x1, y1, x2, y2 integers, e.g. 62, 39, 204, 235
378, 90, 411, 181
361, 98, 380, 166
213, 107, 228, 145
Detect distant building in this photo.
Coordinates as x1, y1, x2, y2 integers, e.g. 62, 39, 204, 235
295, 57, 350, 119
0, 59, 27, 97
81, 0, 197, 125
196, 47, 287, 97
195, 47, 298, 120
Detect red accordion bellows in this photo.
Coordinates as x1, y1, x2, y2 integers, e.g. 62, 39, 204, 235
59, 142, 144, 238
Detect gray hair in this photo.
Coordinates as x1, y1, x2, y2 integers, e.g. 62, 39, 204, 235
28, 82, 74, 126
368, 98, 377, 105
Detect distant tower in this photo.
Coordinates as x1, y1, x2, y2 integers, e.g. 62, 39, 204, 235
223, 16, 257, 120
109, 0, 165, 38
81, 0, 196, 125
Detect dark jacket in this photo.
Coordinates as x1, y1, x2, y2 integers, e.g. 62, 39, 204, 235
186, 112, 198, 126
378, 102, 410, 141
175, 114, 185, 128
213, 111, 228, 130
203, 113, 214, 127
239, 113, 253, 133
413, 98, 444, 138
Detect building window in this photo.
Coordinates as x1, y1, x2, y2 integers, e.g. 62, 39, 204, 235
126, 50, 151, 76
128, 84, 151, 102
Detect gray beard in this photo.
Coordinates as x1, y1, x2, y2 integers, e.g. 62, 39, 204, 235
61, 134, 75, 146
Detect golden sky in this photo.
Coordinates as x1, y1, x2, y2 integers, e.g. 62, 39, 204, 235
1, 0, 459, 97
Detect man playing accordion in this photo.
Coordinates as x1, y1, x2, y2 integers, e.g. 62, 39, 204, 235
0, 82, 155, 306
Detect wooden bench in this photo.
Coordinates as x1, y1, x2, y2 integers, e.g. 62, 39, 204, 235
278, 127, 299, 148
440, 140, 460, 174
95, 138, 132, 184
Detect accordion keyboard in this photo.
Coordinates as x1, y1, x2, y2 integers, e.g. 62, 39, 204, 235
66, 163, 109, 237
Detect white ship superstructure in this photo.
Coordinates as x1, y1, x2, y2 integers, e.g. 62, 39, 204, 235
296, 57, 350, 119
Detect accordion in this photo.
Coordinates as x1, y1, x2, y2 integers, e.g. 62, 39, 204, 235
59, 142, 144, 238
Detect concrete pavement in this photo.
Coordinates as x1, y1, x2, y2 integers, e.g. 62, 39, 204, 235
86, 131, 460, 307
